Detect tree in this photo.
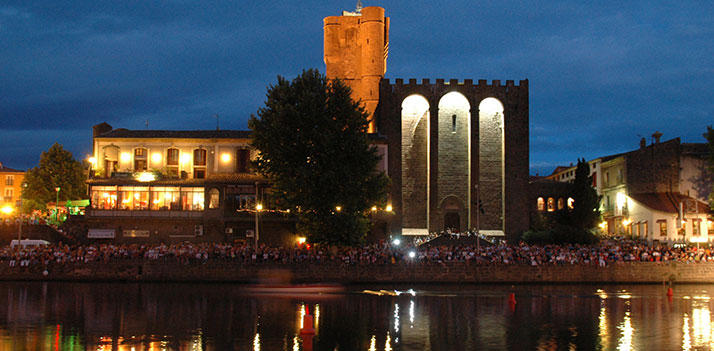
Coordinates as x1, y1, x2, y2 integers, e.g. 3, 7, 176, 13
22, 143, 86, 212
249, 69, 390, 246
570, 158, 602, 230
705, 125, 714, 211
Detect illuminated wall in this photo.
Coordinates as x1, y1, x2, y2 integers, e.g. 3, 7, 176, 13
324, 6, 389, 133
400, 95, 430, 230
437, 92, 471, 230
478, 97, 504, 231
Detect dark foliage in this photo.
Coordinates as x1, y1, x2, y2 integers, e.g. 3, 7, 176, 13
249, 69, 389, 246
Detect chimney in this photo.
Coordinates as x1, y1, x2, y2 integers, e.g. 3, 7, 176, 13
640, 137, 646, 149
652, 131, 663, 144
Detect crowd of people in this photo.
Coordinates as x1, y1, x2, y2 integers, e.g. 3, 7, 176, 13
2, 239, 714, 268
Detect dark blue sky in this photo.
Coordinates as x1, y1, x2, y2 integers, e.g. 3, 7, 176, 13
1, 1, 713, 175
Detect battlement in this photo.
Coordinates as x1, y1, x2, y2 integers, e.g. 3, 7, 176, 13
384, 78, 528, 88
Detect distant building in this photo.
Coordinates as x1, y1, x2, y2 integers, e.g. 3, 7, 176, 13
84, 123, 296, 245
545, 133, 713, 243
0, 162, 25, 211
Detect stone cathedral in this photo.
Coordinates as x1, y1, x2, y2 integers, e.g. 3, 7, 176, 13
324, 6, 530, 242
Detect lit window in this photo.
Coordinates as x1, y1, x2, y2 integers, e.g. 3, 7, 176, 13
537, 197, 545, 211
567, 197, 574, 209
209, 188, 220, 209
557, 198, 564, 210
5, 175, 14, 186
658, 220, 667, 237
547, 198, 555, 212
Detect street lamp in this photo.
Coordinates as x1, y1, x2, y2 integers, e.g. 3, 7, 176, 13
55, 187, 61, 222
255, 203, 262, 247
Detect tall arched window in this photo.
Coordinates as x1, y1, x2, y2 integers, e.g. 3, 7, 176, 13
537, 197, 545, 211
166, 148, 179, 178
193, 148, 207, 179
557, 198, 564, 210
208, 188, 220, 209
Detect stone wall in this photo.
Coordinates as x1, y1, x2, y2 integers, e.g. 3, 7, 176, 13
378, 78, 529, 241
3, 261, 712, 284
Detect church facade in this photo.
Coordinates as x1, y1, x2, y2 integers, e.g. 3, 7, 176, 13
325, 6, 530, 241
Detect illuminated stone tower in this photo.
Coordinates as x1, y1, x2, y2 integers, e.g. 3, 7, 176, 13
324, 5, 389, 133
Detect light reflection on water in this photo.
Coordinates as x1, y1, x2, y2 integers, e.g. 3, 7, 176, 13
3, 283, 714, 350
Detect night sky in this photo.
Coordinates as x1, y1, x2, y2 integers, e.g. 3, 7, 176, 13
1, 1, 712, 176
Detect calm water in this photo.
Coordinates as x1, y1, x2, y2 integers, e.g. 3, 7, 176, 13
0, 282, 712, 350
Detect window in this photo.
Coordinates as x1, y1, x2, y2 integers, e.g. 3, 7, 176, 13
166, 148, 179, 177
193, 149, 207, 179
617, 169, 623, 184
236, 149, 251, 173
692, 219, 701, 236
537, 197, 545, 211
709, 220, 714, 236
605, 172, 609, 186
208, 188, 220, 209
567, 197, 575, 209
90, 186, 117, 210
134, 148, 147, 171
5, 175, 13, 186
193, 149, 207, 166
181, 187, 205, 211
557, 198, 564, 210
451, 114, 457, 133
103, 146, 119, 177
4, 188, 13, 201
636, 222, 641, 236
591, 172, 597, 187
547, 198, 555, 212
658, 220, 667, 237
117, 186, 150, 211
150, 187, 180, 210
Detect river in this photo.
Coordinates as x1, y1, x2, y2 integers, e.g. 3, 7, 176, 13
0, 282, 711, 350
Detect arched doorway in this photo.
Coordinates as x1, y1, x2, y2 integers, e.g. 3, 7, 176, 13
444, 212, 460, 232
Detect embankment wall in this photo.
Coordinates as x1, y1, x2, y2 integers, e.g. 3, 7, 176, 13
1, 261, 713, 284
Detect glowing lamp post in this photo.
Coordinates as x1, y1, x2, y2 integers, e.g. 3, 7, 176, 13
55, 187, 60, 222
255, 202, 263, 247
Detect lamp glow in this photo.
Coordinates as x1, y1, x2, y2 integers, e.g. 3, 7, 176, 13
256, 203, 263, 211
151, 152, 162, 163
408, 251, 416, 258
120, 152, 131, 163
386, 205, 393, 212
371, 206, 377, 212
221, 153, 231, 163
88, 156, 96, 165
180, 154, 190, 164
1, 205, 13, 215
392, 239, 400, 246
335, 206, 342, 212
297, 237, 306, 244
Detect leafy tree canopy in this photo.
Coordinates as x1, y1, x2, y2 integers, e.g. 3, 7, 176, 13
21, 143, 86, 212
249, 69, 390, 246
570, 158, 602, 230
